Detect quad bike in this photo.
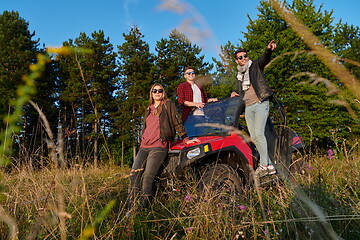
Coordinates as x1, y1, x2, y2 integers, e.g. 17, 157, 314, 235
160, 96, 304, 198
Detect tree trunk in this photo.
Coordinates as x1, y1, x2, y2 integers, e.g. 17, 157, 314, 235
121, 139, 124, 168
94, 106, 98, 168
81, 99, 85, 161
133, 145, 136, 162
132, 104, 137, 160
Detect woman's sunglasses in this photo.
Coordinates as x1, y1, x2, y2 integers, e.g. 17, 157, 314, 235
152, 89, 164, 93
235, 54, 248, 60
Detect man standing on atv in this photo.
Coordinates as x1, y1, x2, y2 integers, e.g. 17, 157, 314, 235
231, 40, 277, 178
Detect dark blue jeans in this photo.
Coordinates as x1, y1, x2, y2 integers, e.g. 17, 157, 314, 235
128, 147, 168, 209
184, 115, 206, 137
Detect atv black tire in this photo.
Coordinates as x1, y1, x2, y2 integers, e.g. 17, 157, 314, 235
199, 164, 244, 203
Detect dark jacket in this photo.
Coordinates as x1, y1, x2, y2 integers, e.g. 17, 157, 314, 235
143, 100, 187, 142
236, 48, 274, 102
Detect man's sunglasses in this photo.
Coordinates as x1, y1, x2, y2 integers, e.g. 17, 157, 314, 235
152, 89, 164, 93
235, 54, 248, 60
185, 71, 195, 75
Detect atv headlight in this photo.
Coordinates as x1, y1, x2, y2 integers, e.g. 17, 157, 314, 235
186, 147, 201, 159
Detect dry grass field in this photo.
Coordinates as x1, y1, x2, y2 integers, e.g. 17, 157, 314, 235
0, 139, 358, 239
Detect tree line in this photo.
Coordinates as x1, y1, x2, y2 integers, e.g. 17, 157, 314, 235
0, 0, 359, 167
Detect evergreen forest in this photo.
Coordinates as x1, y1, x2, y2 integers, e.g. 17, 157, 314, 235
0, 0, 359, 168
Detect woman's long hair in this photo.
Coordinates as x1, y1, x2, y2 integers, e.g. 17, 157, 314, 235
148, 83, 168, 116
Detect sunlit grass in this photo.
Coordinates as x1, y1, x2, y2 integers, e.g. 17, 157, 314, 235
0, 143, 358, 239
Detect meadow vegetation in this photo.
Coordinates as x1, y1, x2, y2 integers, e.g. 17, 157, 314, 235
0, 137, 358, 239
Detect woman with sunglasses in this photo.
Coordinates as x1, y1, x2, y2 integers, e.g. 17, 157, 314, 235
231, 40, 277, 178
127, 83, 199, 212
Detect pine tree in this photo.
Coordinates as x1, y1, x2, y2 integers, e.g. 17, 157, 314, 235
230, 0, 359, 143
57, 30, 118, 165
210, 41, 238, 99
333, 22, 360, 80
0, 10, 39, 117
154, 29, 213, 100
0, 10, 44, 165
115, 26, 155, 161
20, 51, 60, 167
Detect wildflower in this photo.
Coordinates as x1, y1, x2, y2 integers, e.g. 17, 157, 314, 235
305, 164, 314, 170
217, 203, 223, 208
239, 205, 247, 211
327, 149, 335, 159
234, 231, 245, 239
185, 227, 193, 232
184, 195, 193, 202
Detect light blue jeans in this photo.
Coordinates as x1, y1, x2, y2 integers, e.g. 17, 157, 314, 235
245, 100, 270, 166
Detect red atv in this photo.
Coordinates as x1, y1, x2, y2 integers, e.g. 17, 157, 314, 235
161, 96, 303, 194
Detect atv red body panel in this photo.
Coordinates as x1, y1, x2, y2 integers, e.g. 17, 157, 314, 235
170, 132, 254, 167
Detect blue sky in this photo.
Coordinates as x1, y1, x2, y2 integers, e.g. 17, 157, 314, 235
1, 0, 359, 62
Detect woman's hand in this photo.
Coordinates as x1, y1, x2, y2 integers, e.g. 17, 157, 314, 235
184, 137, 201, 144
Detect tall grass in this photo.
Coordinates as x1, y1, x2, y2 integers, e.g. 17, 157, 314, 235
0, 165, 129, 239
0, 141, 358, 239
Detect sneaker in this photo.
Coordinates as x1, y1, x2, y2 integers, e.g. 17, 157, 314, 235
267, 165, 276, 175
255, 165, 268, 178
255, 165, 277, 178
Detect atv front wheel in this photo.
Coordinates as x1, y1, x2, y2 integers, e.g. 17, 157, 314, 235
199, 164, 244, 204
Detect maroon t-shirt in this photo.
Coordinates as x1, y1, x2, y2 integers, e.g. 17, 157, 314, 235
140, 104, 167, 149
